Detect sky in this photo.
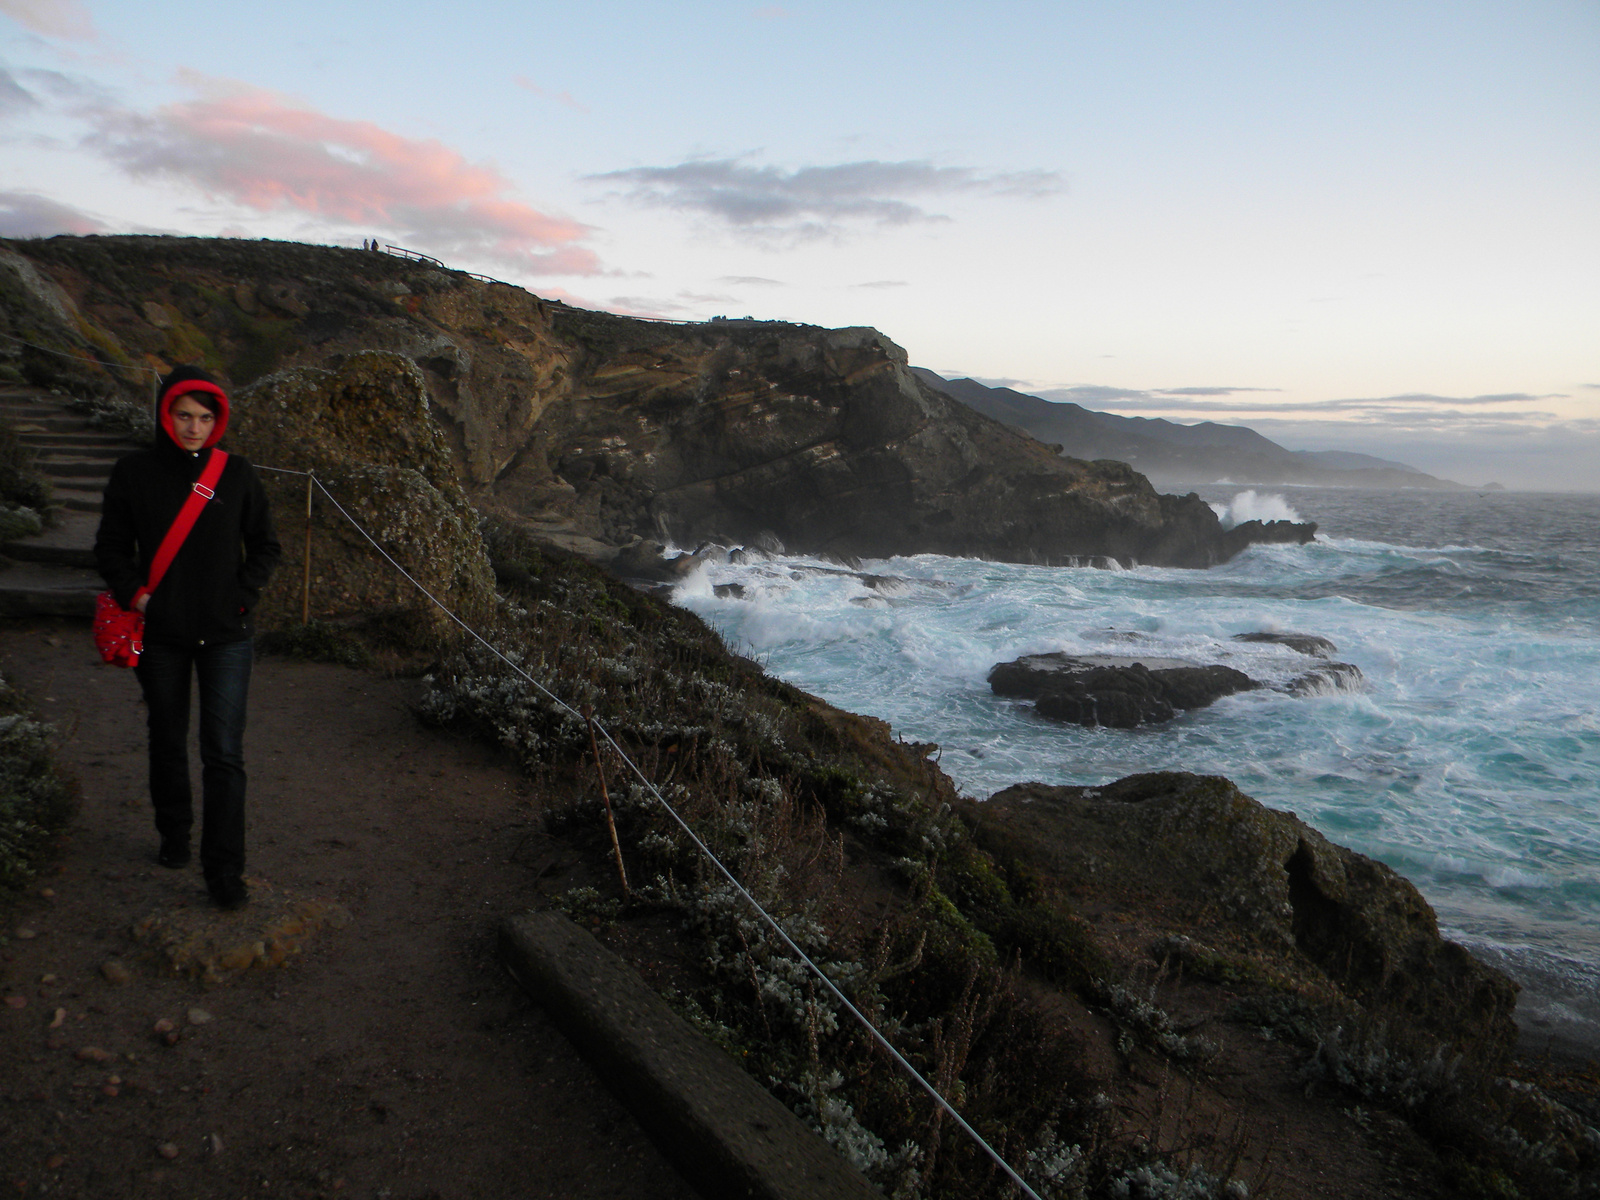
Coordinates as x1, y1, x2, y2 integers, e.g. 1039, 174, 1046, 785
1, 1, 1596, 491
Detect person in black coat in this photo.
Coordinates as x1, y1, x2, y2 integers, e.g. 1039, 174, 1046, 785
94, 366, 281, 909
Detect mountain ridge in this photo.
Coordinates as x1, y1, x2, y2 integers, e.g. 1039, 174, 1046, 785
912, 368, 1470, 490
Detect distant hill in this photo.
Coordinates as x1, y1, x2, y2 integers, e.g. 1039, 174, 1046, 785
912, 370, 1467, 490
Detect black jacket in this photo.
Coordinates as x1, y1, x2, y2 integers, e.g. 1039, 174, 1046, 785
95, 439, 282, 649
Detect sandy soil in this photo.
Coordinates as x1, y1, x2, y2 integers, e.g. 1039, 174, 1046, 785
0, 616, 697, 1200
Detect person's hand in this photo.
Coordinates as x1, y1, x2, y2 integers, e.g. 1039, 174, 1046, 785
134, 594, 149, 614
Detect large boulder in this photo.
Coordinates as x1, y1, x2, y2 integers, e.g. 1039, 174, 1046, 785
226, 351, 496, 641
970, 773, 1520, 1066
988, 652, 1258, 727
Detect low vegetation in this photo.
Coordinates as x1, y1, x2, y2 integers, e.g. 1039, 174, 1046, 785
0, 417, 51, 540
0, 670, 77, 893
252, 510, 1600, 1198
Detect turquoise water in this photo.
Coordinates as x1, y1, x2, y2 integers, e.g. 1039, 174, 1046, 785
670, 488, 1600, 1052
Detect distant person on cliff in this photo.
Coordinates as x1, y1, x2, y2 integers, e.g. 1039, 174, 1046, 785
94, 366, 282, 910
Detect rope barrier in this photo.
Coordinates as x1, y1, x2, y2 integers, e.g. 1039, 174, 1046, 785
1, 333, 1040, 1192
292, 472, 1047, 1200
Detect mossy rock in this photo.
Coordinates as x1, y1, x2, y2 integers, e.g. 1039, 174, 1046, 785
973, 772, 1521, 1067
228, 352, 496, 643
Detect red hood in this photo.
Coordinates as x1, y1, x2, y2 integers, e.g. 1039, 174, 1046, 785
158, 379, 230, 450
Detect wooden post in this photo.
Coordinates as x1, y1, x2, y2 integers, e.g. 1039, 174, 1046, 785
583, 707, 630, 896
301, 473, 313, 624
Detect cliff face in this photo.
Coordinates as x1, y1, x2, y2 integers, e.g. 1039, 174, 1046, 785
0, 235, 1313, 568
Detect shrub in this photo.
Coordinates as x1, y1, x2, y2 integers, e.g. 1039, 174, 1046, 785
0, 672, 77, 891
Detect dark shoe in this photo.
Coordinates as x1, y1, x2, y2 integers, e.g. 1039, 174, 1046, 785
157, 839, 191, 869
208, 877, 249, 911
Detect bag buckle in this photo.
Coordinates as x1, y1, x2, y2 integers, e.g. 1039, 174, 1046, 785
192, 482, 216, 500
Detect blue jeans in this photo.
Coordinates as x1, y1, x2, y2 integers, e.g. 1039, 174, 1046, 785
134, 638, 254, 884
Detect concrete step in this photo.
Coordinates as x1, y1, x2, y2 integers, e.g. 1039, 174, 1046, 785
4, 511, 98, 568
0, 561, 100, 618
500, 912, 878, 1200
3, 415, 101, 435
35, 458, 116, 479
48, 488, 104, 514
19, 431, 133, 449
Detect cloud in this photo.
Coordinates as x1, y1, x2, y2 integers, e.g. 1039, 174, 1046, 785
81, 73, 598, 275
0, 189, 105, 236
1251, 415, 1600, 491
587, 155, 1062, 240
601, 295, 700, 320
853, 279, 907, 289
718, 275, 783, 287
1033, 386, 1561, 418
1158, 386, 1280, 398
1036, 385, 1162, 406
0, 0, 95, 40
511, 75, 586, 113
0, 65, 38, 117
962, 375, 1033, 389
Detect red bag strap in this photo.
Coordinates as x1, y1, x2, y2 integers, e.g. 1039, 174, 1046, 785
138, 450, 228, 600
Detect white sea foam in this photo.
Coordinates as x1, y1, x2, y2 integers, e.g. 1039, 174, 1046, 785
669, 489, 1600, 1020
1208, 489, 1303, 527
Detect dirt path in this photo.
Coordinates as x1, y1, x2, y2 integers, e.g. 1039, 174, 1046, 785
0, 616, 697, 1200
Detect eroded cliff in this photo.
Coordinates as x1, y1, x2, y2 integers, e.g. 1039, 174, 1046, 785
0, 235, 1313, 568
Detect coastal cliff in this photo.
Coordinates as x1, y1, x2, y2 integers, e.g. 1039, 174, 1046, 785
1, 243, 1593, 1193
0, 235, 1313, 569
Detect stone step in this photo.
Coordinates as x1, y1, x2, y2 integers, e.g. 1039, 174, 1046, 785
48, 488, 104, 514
0, 561, 100, 618
0, 396, 87, 412
2, 414, 100, 435
34, 458, 117, 479
3, 511, 98, 568
18, 430, 133, 448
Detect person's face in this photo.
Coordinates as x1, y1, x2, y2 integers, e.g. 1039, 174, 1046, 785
168, 394, 216, 452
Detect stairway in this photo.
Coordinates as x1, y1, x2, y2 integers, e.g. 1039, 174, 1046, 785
0, 388, 146, 617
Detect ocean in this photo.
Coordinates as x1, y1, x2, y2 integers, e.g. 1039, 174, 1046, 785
669, 487, 1600, 1058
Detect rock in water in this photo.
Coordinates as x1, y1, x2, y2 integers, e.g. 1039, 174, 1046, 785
1233, 631, 1337, 658
988, 652, 1258, 728
1288, 661, 1364, 696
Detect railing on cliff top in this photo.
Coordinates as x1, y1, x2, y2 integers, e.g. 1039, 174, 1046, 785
0, 327, 1048, 1200
373, 242, 705, 324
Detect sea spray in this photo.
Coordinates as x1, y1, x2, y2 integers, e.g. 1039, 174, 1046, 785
672, 486, 1600, 1055
1208, 488, 1304, 527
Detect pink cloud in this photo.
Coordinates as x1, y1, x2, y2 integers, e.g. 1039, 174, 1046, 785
512, 75, 587, 113
88, 75, 598, 275
0, 0, 96, 41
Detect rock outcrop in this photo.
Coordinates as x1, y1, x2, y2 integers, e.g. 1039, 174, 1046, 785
968, 773, 1520, 1067
0, 236, 1316, 571
226, 351, 497, 640
989, 652, 1258, 727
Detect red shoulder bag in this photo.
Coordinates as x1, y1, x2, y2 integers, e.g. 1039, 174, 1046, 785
94, 451, 229, 668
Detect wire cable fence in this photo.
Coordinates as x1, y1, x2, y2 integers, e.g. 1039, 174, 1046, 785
256, 464, 1047, 1200
6, 327, 1046, 1196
